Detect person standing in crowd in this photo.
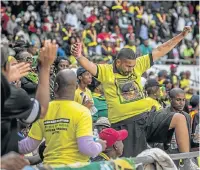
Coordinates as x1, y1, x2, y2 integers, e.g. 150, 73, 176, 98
169, 64, 179, 88
163, 88, 191, 153
18, 69, 107, 165
139, 38, 153, 56
71, 26, 198, 169
6, 14, 18, 35
17, 51, 38, 98
55, 57, 71, 73
91, 128, 128, 162
1, 39, 57, 161
189, 95, 200, 149
190, 95, 200, 125
88, 77, 108, 122
144, 79, 162, 110
75, 67, 95, 112
157, 70, 168, 85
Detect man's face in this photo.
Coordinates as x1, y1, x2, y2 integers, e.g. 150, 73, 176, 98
50, 64, 55, 75
11, 15, 16, 21
171, 67, 177, 73
116, 59, 136, 76
171, 93, 186, 112
114, 141, 124, 157
58, 60, 70, 71
144, 40, 149, 46
80, 71, 92, 85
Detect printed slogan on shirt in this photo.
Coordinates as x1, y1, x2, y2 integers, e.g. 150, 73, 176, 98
44, 118, 70, 135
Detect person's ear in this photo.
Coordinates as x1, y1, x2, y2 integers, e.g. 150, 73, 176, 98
78, 76, 82, 81
54, 82, 59, 92
115, 59, 121, 67
113, 144, 118, 151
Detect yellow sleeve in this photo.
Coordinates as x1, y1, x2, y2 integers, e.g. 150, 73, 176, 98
135, 54, 153, 75
96, 64, 110, 83
76, 110, 93, 138
28, 120, 43, 141
155, 101, 162, 111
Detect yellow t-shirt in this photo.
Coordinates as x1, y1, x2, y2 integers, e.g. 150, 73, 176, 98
124, 45, 136, 53
74, 87, 93, 104
146, 97, 162, 111
96, 54, 154, 123
180, 79, 190, 89
28, 100, 93, 165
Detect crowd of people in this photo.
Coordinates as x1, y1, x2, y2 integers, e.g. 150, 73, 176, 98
1, 1, 200, 65
1, 1, 200, 170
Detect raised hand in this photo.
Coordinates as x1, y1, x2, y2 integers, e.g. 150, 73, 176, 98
39, 40, 58, 67
71, 42, 83, 58
1, 152, 30, 170
182, 26, 192, 37
6, 62, 31, 82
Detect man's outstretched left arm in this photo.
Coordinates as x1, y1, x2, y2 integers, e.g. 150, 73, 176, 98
152, 26, 191, 61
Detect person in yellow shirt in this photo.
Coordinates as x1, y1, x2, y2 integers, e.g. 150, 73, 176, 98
157, 70, 168, 85
71, 26, 196, 166
75, 67, 94, 110
144, 79, 162, 111
18, 69, 106, 165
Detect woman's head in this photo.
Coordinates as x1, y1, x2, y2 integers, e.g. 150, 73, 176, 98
55, 58, 71, 72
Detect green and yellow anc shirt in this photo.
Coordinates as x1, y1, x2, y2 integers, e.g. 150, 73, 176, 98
96, 54, 154, 123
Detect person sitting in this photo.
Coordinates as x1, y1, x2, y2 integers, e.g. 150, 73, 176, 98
91, 128, 128, 162
93, 117, 111, 134
88, 77, 108, 122
18, 69, 106, 165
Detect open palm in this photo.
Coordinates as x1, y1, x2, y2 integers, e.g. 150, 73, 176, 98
6, 62, 31, 82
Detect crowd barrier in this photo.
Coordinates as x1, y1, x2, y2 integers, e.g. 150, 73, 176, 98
23, 151, 199, 170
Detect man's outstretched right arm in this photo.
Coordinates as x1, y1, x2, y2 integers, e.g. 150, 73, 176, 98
71, 43, 97, 76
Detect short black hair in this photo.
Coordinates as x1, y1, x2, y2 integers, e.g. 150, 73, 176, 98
116, 48, 136, 60
169, 88, 185, 99
55, 57, 71, 68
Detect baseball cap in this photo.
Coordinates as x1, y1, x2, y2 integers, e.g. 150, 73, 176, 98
190, 95, 199, 108
77, 67, 87, 77
94, 117, 111, 128
99, 128, 128, 147
170, 64, 177, 70
144, 79, 160, 90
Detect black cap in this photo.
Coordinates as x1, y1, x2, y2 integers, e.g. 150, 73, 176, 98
77, 67, 87, 77
190, 95, 199, 108
145, 79, 160, 89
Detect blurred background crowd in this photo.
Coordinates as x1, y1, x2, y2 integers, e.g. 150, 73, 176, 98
1, 0, 200, 66
1, 1, 200, 169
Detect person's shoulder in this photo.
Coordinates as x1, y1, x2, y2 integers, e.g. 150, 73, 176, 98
70, 101, 90, 113
9, 85, 29, 99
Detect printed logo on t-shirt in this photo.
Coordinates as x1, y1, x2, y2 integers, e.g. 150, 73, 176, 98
115, 74, 144, 104
44, 118, 70, 135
